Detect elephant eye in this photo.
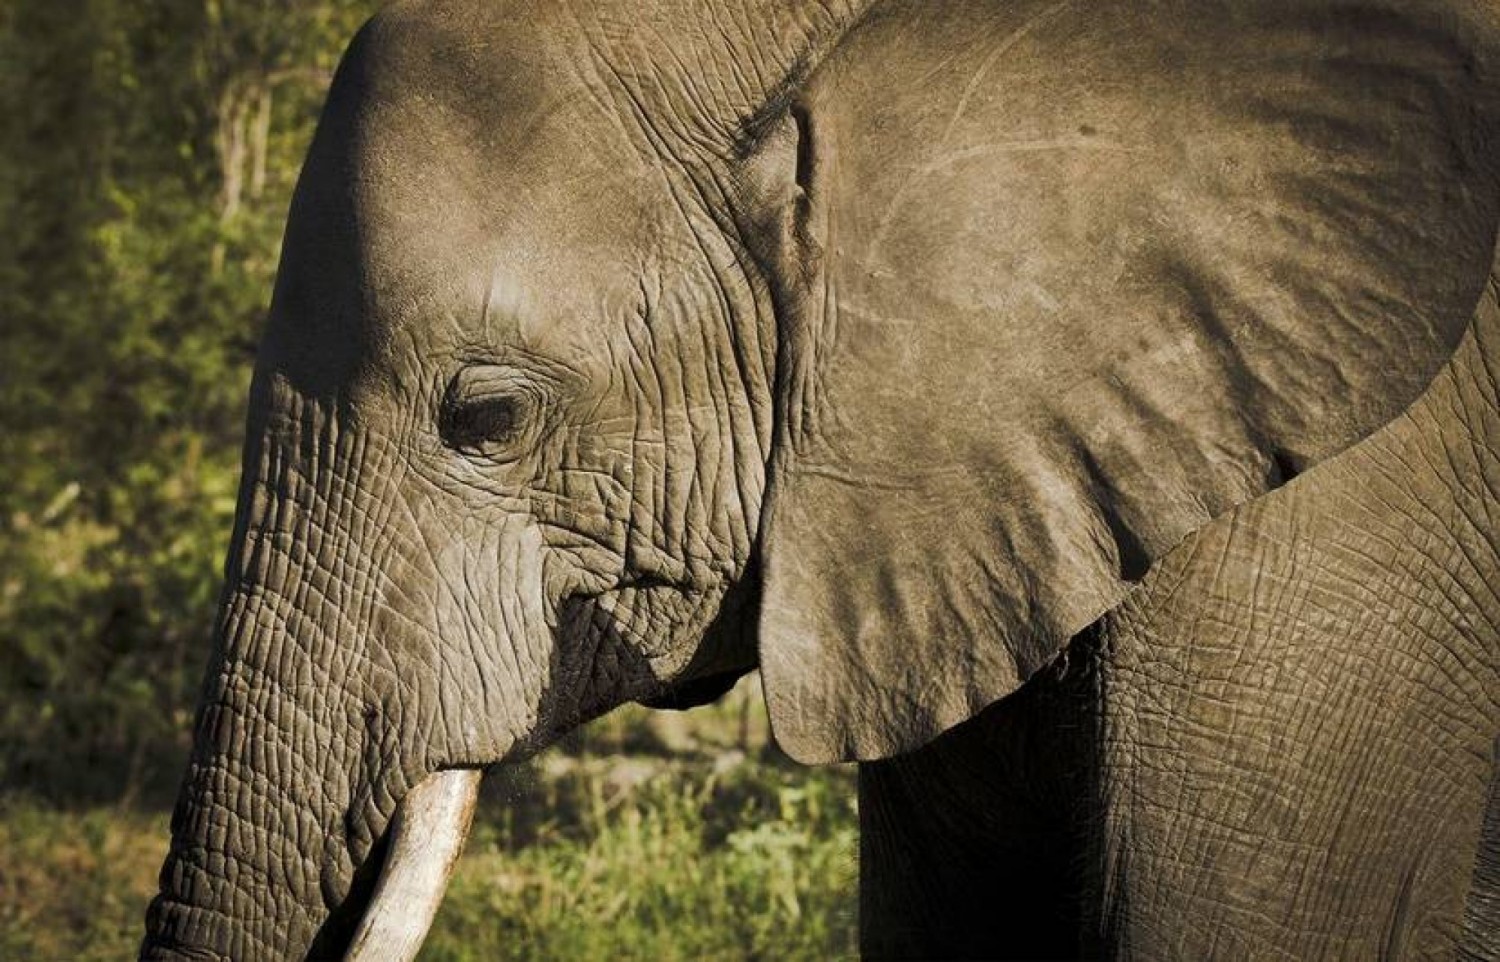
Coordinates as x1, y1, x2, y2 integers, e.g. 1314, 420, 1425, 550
441, 384, 531, 459
439, 363, 560, 462
442, 395, 522, 453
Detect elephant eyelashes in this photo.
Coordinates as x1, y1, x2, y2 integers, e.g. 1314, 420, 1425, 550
440, 384, 529, 459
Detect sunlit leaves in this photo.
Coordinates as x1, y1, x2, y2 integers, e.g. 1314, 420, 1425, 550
0, 0, 381, 803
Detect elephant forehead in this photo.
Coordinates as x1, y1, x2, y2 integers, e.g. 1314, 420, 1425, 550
349, 176, 668, 365
291, 2, 722, 382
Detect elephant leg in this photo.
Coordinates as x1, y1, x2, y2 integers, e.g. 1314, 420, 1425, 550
1089, 309, 1500, 958
857, 647, 1100, 960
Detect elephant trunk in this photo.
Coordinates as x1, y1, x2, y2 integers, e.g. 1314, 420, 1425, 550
141, 572, 367, 961
141, 391, 449, 961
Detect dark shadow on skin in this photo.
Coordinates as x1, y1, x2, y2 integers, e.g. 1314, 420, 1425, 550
638, 668, 749, 710
638, 559, 762, 711
306, 831, 388, 960
859, 627, 1106, 961
1459, 734, 1500, 958
1270, 448, 1303, 487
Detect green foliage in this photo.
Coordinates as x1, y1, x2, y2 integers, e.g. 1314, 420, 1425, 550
0, 0, 378, 803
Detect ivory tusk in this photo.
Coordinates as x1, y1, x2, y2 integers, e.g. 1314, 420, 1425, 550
344, 768, 482, 962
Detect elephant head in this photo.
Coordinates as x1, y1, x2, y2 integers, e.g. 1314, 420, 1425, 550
142, 2, 869, 958
142, 0, 1500, 958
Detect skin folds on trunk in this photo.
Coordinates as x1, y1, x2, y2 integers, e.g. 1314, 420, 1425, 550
143, 392, 430, 961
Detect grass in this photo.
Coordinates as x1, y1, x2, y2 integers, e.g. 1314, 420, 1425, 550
0, 689, 860, 962
0, 802, 167, 960
424, 757, 857, 962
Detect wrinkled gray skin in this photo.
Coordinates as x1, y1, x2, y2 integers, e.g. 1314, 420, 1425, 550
142, 0, 1500, 959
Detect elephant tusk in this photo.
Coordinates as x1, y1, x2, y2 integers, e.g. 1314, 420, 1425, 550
344, 768, 482, 962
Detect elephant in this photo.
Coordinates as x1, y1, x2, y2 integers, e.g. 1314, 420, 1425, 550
140, 0, 1500, 959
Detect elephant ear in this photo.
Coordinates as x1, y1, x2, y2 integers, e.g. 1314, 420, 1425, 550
752, 1, 1500, 763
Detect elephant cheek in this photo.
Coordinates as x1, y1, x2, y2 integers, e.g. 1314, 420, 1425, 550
412, 517, 559, 761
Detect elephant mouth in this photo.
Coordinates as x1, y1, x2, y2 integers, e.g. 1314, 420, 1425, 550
340, 768, 482, 962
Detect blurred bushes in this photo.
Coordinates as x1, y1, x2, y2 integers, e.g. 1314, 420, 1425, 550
0, 0, 379, 803
0, 799, 165, 958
